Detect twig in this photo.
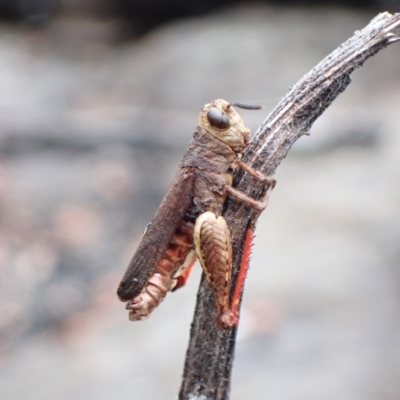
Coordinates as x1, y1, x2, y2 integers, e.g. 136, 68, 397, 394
179, 12, 400, 400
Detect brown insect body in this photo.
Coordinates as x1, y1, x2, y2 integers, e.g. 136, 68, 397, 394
117, 99, 275, 327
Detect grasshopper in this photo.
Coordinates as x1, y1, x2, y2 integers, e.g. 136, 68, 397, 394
117, 99, 275, 328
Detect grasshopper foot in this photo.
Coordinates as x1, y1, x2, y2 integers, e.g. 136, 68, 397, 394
218, 310, 239, 329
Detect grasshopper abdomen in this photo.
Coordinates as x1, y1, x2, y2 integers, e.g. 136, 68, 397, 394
126, 220, 196, 320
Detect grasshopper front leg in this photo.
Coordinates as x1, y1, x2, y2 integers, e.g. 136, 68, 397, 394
230, 158, 276, 212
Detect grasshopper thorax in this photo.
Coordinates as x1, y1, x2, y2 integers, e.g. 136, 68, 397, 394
198, 99, 251, 154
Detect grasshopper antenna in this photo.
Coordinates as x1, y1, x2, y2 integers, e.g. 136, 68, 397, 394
231, 102, 263, 110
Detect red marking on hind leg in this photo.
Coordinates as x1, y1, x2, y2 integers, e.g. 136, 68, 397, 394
218, 227, 254, 328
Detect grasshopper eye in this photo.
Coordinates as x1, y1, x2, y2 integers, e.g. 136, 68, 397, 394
207, 108, 230, 129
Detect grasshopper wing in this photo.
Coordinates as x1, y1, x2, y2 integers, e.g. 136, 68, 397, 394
117, 167, 196, 301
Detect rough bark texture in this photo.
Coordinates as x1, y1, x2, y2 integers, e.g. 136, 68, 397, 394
179, 12, 400, 400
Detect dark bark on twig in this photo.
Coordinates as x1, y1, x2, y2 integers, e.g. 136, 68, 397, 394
179, 12, 400, 400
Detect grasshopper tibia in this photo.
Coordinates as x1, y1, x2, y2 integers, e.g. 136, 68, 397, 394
218, 227, 254, 328
227, 226, 254, 324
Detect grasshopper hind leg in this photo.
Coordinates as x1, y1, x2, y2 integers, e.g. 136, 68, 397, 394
193, 211, 238, 328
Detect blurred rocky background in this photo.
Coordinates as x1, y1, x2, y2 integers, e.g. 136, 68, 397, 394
0, 1, 399, 399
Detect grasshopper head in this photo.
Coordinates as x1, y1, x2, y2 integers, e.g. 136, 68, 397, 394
198, 99, 251, 153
